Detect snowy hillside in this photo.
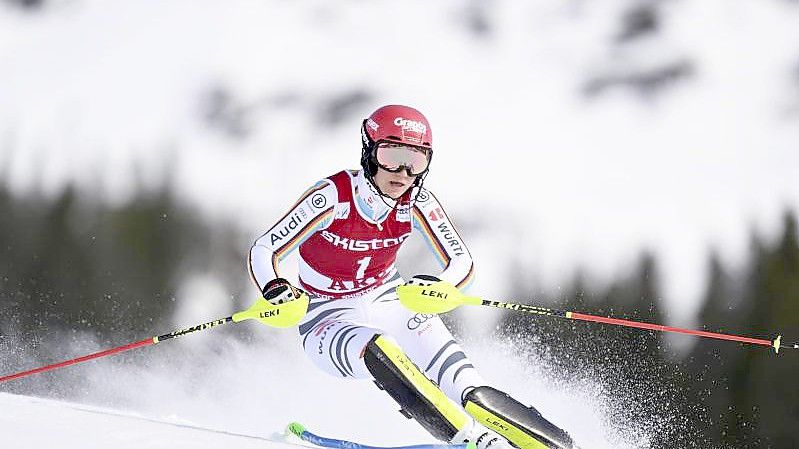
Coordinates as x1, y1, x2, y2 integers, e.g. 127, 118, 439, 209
0, 329, 652, 449
0, 392, 302, 449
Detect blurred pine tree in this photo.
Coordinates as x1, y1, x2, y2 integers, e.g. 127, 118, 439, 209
0, 181, 244, 394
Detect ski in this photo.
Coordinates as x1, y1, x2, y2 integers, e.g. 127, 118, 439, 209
287, 422, 475, 449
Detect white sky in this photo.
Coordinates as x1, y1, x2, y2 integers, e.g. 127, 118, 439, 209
2, 0, 799, 329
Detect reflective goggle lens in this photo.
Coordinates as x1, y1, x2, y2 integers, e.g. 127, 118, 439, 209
374, 143, 430, 176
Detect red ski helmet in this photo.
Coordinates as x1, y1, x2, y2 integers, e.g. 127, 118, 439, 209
360, 105, 433, 179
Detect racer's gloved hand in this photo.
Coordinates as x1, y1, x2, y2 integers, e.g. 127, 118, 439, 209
404, 274, 441, 287
262, 278, 304, 305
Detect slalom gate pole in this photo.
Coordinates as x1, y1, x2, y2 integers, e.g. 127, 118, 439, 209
396, 281, 799, 354
0, 294, 310, 384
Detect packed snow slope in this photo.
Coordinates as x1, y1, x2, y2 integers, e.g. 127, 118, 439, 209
0, 330, 652, 449
0, 392, 303, 449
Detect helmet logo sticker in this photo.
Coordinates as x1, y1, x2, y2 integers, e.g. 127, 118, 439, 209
393, 117, 427, 135
366, 118, 379, 130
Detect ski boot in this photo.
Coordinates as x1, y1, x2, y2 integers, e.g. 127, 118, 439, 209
452, 419, 514, 449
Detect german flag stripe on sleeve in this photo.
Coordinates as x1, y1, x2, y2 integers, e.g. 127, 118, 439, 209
413, 207, 449, 267
271, 207, 334, 273
456, 263, 475, 289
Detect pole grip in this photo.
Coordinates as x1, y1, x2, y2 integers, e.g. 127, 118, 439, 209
154, 316, 234, 343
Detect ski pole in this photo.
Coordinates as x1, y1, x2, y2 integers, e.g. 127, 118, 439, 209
0, 294, 310, 384
396, 281, 798, 354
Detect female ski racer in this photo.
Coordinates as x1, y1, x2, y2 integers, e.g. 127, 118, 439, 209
249, 105, 574, 449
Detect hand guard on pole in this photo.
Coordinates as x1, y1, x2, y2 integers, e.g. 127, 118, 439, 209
262, 277, 305, 305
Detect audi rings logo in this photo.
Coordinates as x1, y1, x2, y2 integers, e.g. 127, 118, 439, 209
407, 313, 436, 330
311, 193, 327, 209
416, 190, 430, 203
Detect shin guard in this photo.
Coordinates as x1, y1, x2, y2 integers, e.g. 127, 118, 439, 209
364, 334, 471, 442
463, 387, 574, 449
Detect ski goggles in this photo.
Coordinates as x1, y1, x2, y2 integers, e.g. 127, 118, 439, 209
373, 142, 431, 177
